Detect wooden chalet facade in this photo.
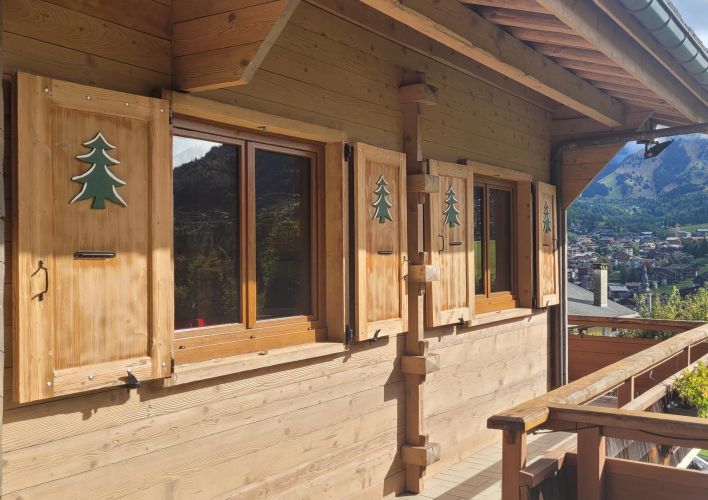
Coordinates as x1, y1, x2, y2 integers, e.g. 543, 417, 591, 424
0, 0, 706, 498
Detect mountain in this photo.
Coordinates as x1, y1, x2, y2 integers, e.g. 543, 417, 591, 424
569, 136, 708, 233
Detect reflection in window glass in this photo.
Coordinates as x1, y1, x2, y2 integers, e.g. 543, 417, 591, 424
489, 188, 512, 293
473, 186, 485, 295
173, 137, 240, 329
255, 149, 312, 320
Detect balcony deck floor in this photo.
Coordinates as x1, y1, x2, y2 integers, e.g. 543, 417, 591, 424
399, 431, 575, 500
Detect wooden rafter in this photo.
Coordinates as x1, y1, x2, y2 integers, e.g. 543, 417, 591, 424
461, 0, 547, 14
536, 0, 708, 123
476, 7, 574, 35
357, 0, 624, 126
172, 0, 300, 92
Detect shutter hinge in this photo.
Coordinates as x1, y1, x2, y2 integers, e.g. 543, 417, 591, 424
171, 356, 175, 373
343, 143, 354, 163
345, 325, 354, 345
168, 107, 174, 125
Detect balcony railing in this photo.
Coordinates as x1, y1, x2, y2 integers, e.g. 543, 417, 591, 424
487, 316, 708, 500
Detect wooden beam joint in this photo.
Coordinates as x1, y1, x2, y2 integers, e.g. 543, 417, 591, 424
407, 173, 439, 193
399, 82, 438, 105
401, 354, 441, 375
401, 443, 441, 467
408, 265, 440, 284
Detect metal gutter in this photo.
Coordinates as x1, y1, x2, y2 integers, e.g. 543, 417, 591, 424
618, 0, 708, 88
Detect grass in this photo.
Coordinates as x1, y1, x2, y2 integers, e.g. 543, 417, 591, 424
679, 221, 708, 233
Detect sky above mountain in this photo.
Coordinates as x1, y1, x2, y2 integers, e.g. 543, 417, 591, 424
671, 0, 708, 45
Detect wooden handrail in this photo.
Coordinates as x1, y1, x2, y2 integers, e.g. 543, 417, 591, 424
569, 315, 705, 332
488, 323, 708, 433
491, 322, 708, 500
623, 353, 708, 411
548, 404, 708, 448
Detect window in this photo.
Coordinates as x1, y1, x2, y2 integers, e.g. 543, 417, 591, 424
172, 120, 323, 362
474, 177, 518, 313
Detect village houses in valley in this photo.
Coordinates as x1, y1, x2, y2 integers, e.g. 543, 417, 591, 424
1, 0, 707, 499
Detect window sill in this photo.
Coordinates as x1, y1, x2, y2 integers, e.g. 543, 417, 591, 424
164, 342, 347, 387
468, 308, 534, 327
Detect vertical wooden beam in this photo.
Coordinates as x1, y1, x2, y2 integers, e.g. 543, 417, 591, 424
577, 427, 606, 500
677, 346, 691, 368
617, 378, 634, 408
502, 429, 527, 500
0, 0, 5, 491
400, 70, 436, 494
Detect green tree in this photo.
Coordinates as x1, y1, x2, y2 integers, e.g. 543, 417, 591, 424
71, 132, 127, 209
372, 174, 393, 223
618, 286, 708, 339
443, 186, 461, 228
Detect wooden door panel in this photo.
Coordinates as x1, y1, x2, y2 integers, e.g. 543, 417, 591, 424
14, 72, 172, 402
426, 160, 474, 327
354, 143, 407, 340
536, 181, 559, 307
51, 108, 150, 369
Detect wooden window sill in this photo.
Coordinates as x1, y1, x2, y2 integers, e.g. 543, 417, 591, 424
163, 342, 347, 387
468, 308, 534, 327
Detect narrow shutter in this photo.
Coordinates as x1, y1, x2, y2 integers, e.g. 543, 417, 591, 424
535, 181, 560, 307
353, 143, 407, 340
14, 73, 173, 402
426, 160, 474, 327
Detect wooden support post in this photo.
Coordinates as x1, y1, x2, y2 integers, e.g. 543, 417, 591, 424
616, 378, 634, 408
0, 1, 5, 492
502, 430, 527, 500
577, 427, 606, 500
400, 70, 437, 493
677, 346, 691, 367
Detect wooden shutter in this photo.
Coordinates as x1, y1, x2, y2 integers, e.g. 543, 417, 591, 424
14, 73, 173, 402
426, 160, 474, 327
535, 181, 560, 307
353, 143, 407, 340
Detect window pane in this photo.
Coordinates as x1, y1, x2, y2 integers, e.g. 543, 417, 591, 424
173, 137, 240, 329
474, 186, 485, 294
255, 149, 312, 320
489, 188, 512, 293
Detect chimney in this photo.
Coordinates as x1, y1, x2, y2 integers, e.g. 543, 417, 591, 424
593, 263, 608, 307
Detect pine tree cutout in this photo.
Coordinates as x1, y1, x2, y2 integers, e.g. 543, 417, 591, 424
371, 174, 393, 223
442, 186, 461, 228
71, 132, 127, 209
543, 201, 552, 233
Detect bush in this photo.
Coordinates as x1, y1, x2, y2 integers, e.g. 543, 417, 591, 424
671, 361, 708, 418
618, 286, 708, 339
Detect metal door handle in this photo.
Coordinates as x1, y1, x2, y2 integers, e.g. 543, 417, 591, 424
438, 234, 446, 252
35, 260, 48, 301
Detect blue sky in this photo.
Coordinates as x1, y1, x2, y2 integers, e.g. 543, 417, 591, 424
671, 0, 708, 45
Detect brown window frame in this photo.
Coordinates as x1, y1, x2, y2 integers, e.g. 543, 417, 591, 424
172, 117, 326, 363
474, 176, 519, 314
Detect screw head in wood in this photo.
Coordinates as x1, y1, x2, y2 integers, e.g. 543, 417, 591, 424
88, 374, 94, 380
47, 381, 52, 387
86, 95, 92, 100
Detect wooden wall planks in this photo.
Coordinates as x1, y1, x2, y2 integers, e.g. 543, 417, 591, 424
423, 313, 550, 474
2, 0, 552, 497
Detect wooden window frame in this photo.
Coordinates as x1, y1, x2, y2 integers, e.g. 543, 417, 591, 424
474, 175, 519, 314
172, 117, 326, 363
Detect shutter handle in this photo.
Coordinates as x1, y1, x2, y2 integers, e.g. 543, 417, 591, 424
438, 234, 446, 253
35, 260, 49, 301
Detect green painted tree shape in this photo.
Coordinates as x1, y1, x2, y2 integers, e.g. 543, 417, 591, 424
443, 186, 461, 228
543, 201, 552, 233
71, 132, 127, 209
372, 174, 393, 223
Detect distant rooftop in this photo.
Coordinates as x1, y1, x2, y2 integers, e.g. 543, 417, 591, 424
568, 283, 638, 318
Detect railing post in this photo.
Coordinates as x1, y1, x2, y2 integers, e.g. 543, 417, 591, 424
678, 346, 691, 367
617, 377, 634, 407
502, 429, 527, 500
577, 426, 605, 500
